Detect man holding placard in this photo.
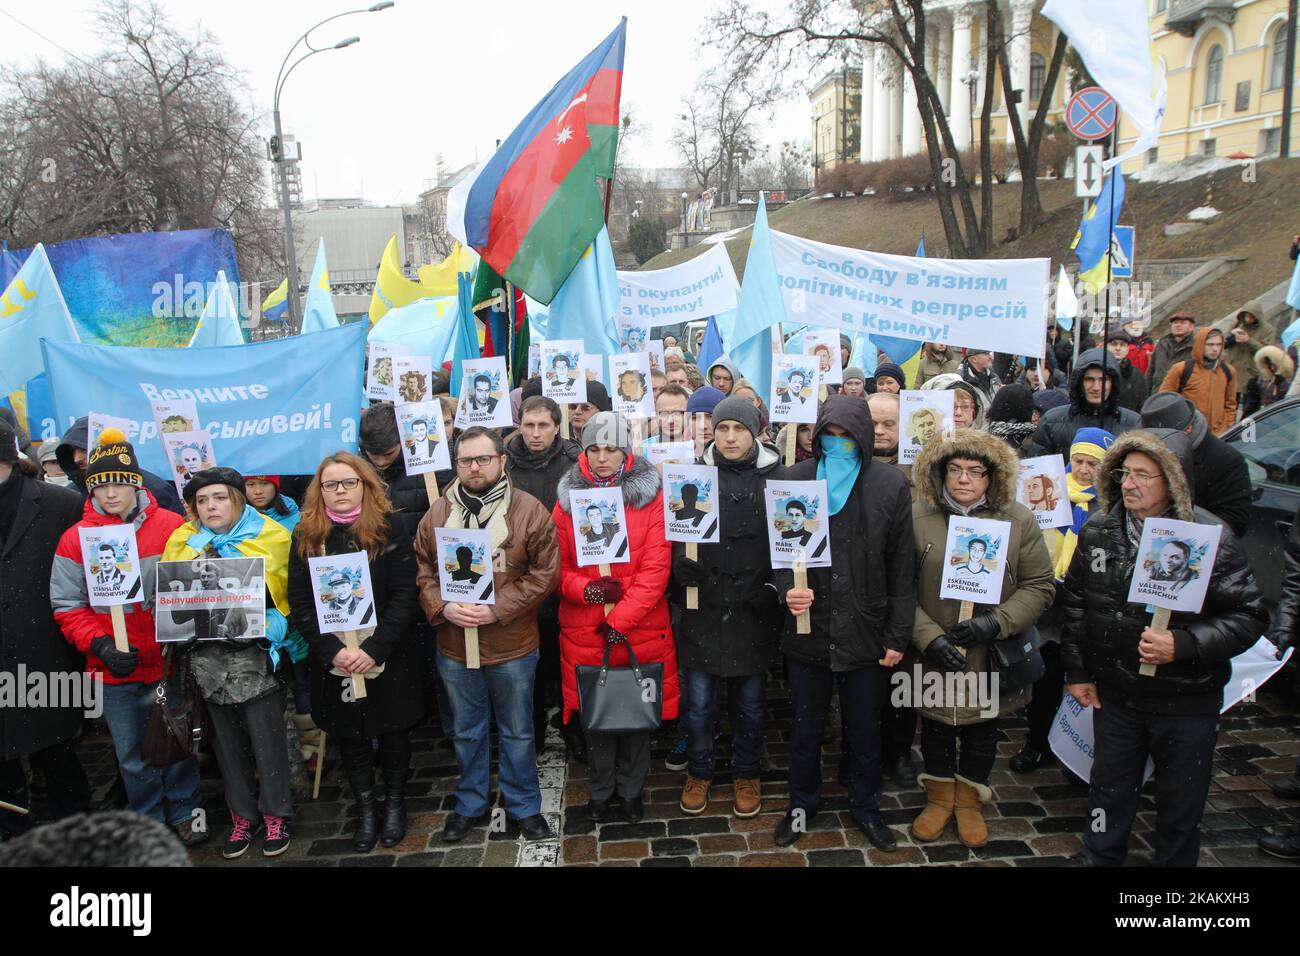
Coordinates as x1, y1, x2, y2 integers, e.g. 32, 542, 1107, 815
50, 427, 204, 844
53, 415, 183, 516
771, 396, 916, 852
1, 418, 91, 838
669, 397, 784, 818
414, 426, 560, 843
1059, 429, 1267, 866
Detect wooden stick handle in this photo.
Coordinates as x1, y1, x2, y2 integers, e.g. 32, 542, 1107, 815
685, 543, 699, 610
110, 604, 129, 653
423, 471, 441, 506
1140, 606, 1172, 677
312, 732, 326, 801
818, 384, 828, 402
793, 558, 811, 635
784, 423, 796, 467
599, 563, 615, 616
0, 798, 29, 815
957, 600, 974, 658
465, 625, 481, 670
561, 403, 571, 441
342, 631, 367, 699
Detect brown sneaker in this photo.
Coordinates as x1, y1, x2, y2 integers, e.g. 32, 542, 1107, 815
733, 777, 762, 818
679, 775, 711, 815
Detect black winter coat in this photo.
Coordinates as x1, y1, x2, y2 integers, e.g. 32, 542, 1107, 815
287, 522, 423, 739
669, 441, 784, 677
1271, 505, 1300, 647
0, 470, 85, 759
1192, 433, 1251, 540
373, 456, 444, 542
1026, 348, 1141, 457
776, 396, 917, 670
505, 433, 580, 513
1113, 358, 1149, 413
1059, 431, 1267, 715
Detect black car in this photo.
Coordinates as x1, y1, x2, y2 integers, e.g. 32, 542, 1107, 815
1221, 396, 1300, 610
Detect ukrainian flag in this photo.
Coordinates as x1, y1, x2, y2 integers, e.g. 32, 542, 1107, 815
260, 279, 289, 322
1072, 169, 1126, 295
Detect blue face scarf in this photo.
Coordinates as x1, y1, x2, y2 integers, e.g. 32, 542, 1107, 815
816, 434, 862, 516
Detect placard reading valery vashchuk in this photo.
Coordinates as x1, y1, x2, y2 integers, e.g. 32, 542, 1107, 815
764, 479, 831, 568
78, 524, 143, 608
1126, 517, 1221, 613
306, 553, 377, 634
568, 487, 630, 568
938, 515, 1012, 605
434, 527, 496, 605
663, 464, 721, 544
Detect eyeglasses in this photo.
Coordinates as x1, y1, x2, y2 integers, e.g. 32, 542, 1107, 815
1114, 468, 1163, 486
946, 464, 988, 480
321, 477, 361, 492
456, 454, 499, 469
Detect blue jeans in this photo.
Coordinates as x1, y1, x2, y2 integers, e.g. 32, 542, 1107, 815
101, 680, 201, 826
437, 650, 541, 819
683, 670, 765, 779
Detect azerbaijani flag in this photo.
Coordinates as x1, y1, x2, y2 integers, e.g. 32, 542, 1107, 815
461, 19, 626, 305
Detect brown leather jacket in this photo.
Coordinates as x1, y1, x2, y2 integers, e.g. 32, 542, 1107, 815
413, 482, 560, 666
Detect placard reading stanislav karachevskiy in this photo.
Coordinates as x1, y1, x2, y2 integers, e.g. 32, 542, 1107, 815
78, 524, 143, 608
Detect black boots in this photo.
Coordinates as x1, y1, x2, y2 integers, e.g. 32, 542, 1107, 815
348, 766, 380, 854
380, 746, 408, 848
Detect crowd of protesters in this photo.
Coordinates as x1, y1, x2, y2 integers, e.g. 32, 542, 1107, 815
1, 297, 1298, 868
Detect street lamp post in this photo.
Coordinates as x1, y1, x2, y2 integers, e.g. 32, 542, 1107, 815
272, 2, 394, 326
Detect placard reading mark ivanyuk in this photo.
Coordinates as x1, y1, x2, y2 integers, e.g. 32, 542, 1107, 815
306, 553, 377, 634
764, 479, 831, 568
568, 487, 629, 568
1126, 517, 1221, 613
663, 464, 720, 544
939, 515, 1011, 604
155, 557, 266, 642
455, 356, 513, 429
433, 527, 496, 605
395, 400, 450, 476
78, 524, 142, 607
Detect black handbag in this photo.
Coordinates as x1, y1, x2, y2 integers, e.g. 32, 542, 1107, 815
141, 653, 206, 768
989, 626, 1045, 690
576, 641, 664, 735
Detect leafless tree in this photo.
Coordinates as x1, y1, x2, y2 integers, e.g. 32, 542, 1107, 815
0, 0, 280, 281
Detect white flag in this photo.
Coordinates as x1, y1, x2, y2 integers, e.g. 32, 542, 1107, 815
1042, 0, 1166, 170
1054, 266, 1077, 331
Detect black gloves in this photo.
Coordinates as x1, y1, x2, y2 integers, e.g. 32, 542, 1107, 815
583, 576, 625, 605
948, 611, 1000, 648
1271, 627, 1295, 659
745, 583, 781, 618
925, 635, 967, 672
91, 636, 139, 679
597, 620, 629, 645
672, 554, 708, 588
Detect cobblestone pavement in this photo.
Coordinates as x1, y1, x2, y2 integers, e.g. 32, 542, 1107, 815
53, 671, 1300, 867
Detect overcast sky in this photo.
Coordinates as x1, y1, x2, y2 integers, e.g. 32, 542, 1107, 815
3, 0, 814, 205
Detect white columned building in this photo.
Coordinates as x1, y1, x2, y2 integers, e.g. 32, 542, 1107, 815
949, 6, 975, 151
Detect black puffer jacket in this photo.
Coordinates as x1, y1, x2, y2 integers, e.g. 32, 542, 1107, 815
504, 433, 580, 513
776, 396, 917, 670
1270, 504, 1300, 649
372, 455, 444, 542
670, 440, 785, 677
1191, 432, 1251, 539
1059, 430, 1267, 715
1026, 348, 1141, 457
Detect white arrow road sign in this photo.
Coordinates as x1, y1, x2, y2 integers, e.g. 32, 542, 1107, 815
1075, 145, 1104, 198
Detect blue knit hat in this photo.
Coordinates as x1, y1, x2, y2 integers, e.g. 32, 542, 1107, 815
686, 386, 726, 416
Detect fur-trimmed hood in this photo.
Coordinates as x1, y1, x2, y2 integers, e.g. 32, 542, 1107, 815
555, 454, 661, 512
913, 427, 1020, 511
1254, 344, 1293, 381
1096, 428, 1194, 521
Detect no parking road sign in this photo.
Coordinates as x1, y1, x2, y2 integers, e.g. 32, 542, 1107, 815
1066, 87, 1117, 141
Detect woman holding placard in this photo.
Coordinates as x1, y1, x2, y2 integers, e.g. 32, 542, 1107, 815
909, 429, 1055, 849
1058, 429, 1266, 866
287, 452, 421, 853
161, 468, 295, 860
51, 429, 204, 845
554, 413, 677, 824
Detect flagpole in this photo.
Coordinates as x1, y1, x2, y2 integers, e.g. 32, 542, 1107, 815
505, 280, 516, 387
1102, 123, 1118, 367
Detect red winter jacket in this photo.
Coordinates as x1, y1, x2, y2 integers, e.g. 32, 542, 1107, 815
51, 490, 185, 685
553, 456, 678, 725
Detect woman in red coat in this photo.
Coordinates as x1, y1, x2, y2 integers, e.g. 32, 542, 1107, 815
554, 412, 677, 824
